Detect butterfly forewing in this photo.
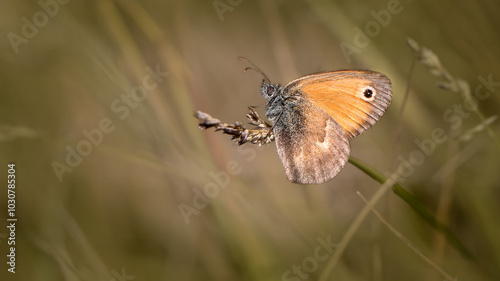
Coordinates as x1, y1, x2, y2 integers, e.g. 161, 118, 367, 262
283, 70, 392, 139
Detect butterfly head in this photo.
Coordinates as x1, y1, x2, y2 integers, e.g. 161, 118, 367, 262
261, 80, 287, 125
260, 80, 281, 101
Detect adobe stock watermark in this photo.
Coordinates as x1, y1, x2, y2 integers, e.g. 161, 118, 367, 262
51, 65, 169, 182
340, 0, 411, 63
213, 0, 244, 21
388, 73, 500, 183
178, 144, 263, 224
7, 0, 72, 54
281, 235, 337, 281
110, 267, 135, 281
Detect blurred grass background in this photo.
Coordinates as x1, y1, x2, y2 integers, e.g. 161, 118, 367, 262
1, 0, 499, 280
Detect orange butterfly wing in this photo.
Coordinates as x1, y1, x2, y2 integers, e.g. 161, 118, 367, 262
283, 70, 392, 139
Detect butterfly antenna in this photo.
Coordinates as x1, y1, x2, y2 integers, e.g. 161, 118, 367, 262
238, 57, 271, 84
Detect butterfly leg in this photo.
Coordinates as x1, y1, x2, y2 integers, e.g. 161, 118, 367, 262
246, 106, 273, 129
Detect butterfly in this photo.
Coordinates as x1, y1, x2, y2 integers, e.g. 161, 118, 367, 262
196, 58, 392, 184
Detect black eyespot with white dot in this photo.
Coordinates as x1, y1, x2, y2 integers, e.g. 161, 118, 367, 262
361, 86, 376, 101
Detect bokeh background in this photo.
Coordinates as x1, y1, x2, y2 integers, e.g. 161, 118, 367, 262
1, 0, 500, 280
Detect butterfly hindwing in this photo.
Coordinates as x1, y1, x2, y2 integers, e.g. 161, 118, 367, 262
273, 98, 350, 184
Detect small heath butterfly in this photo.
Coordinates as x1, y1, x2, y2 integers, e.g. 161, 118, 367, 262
196, 58, 392, 184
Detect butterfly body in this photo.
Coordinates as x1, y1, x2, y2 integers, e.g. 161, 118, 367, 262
260, 70, 392, 184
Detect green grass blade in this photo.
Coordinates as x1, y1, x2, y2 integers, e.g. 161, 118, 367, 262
348, 156, 475, 260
